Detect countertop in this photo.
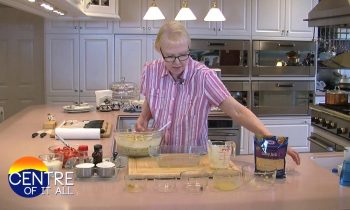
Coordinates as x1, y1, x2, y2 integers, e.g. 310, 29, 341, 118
0, 105, 349, 210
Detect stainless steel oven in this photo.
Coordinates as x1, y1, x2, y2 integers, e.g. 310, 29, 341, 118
208, 115, 241, 155
309, 105, 350, 153
223, 81, 250, 108
252, 40, 316, 76
251, 81, 315, 116
308, 131, 345, 152
190, 39, 250, 77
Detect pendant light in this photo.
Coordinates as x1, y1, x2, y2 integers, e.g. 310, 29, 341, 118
175, 0, 196, 21
204, 1, 226, 21
143, 0, 165, 20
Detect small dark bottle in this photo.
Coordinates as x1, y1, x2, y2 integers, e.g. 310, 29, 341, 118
92, 144, 103, 165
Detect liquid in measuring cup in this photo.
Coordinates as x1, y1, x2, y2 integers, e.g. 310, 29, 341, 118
208, 140, 236, 169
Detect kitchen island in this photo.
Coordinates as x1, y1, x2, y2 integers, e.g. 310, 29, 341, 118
0, 105, 349, 210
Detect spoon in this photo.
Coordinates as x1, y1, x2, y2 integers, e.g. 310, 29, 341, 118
55, 133, 71, 148
158, 121, 171, 132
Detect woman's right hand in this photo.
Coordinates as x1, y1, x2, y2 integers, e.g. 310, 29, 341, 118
135, 117, 148, 132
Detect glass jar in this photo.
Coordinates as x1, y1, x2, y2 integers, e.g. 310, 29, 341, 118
78, 145, 89, 163
92, 144, 103, 165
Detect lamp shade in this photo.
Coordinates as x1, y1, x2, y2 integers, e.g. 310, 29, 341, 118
143, 4, 165, 20
175, 1, 196, 21
204, 1, 226, 21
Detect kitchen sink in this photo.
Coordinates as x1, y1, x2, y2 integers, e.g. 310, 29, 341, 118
310, 154, 344, 173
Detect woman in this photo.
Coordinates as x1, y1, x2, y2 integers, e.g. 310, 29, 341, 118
136, 21, 300, 165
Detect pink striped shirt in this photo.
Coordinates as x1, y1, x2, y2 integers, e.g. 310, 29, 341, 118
140, 57, 230, 149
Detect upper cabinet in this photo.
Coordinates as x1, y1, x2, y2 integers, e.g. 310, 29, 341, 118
45, 20, 114, 34
114, 0, 178, 34
252, 0, 317, 40
186, 0, 251, 38
82, 0, 120, 19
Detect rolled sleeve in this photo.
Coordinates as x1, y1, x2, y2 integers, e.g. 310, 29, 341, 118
204, 70, 231, 107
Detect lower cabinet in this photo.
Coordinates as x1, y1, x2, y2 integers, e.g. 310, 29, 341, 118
244, 116, 311, 154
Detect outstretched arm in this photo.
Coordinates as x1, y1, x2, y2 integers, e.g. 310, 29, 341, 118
219, 96, 300, 165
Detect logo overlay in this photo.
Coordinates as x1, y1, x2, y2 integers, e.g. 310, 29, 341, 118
8, 157, 49, 198
8, 156, 74, 198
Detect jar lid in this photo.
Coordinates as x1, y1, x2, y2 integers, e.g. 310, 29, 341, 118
78, 145, 88, 151
94, 144, 102, 150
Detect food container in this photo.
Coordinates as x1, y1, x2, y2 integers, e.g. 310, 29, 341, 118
180, 170, 209, 193
213, 169, 243, 191
48, 145, 80, 167
153, 175, 177, 193
124, 175, 147, 193
75, 163, 95, 178
115, 129, 163, 157
96, 162, 116, 178
110, 78, 138, 100
325, 87, 348, 105
38, 153, 63, 172
156, 145, 204, 167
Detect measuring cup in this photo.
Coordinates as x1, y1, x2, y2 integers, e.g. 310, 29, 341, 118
207, 140, 236, 169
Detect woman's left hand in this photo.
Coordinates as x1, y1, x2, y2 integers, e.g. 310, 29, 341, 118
287, 147, 301, 165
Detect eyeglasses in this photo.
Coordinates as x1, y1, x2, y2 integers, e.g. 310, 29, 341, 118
160, 48, 190, 63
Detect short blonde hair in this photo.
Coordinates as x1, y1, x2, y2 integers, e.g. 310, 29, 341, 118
155, 21, 191, 52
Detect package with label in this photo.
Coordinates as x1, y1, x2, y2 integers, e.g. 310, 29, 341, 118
254, 135, 288, 179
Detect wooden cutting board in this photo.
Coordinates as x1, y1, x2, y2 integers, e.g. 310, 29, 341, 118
128, 154, 240, 179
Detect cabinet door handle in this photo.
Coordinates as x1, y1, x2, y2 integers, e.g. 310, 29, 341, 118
80, 90, 83, 93
74, 90, 78, 92
286, 30, 289, 36
281, 30, 285, 36
218, 28, 222, 31
276, 83, 294, 88
142, 27, 146, 30
147, 27, 151, 30
213, 27, 216, 31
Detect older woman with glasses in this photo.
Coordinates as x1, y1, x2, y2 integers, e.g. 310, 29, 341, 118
135, 21, 300, 165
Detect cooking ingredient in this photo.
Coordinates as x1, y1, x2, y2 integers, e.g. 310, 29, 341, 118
78, 145, 89, 163
214, 180, 240, 191
76, 163, 94, 168
92, 144, 103, 165
51, 146, 80, 165
96, 161, 115, 168
43, 160, 63, 172
116, 130, 162, 157
254, 135, 288, 179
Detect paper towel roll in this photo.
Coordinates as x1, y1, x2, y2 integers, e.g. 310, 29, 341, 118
55, 128, 100, 140
95, 90, 113, 107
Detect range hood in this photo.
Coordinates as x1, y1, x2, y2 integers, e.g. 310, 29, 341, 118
306, 0, 350, 26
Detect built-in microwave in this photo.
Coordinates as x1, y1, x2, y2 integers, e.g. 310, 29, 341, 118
252, 40, 316, 76
190, 39, 250, 77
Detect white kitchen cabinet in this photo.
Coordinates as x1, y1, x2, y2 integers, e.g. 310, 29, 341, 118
115, 35, 161, 86
186, 0, 251, 38
45, 34, 114, 104
45, 20, 113, 34
79, 35, 115, 97
82, 0, 119, 19
114, 0, 178, 34
245, 117, 311, 154
252, 0, 317, 40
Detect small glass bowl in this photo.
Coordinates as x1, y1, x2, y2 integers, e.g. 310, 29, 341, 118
153, 176, 177, 193
38, 153, 64, 172
124, 175, 147, 193
180, 170, 209, 193
213, 169, 243, 191
249, 171, 276, 190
